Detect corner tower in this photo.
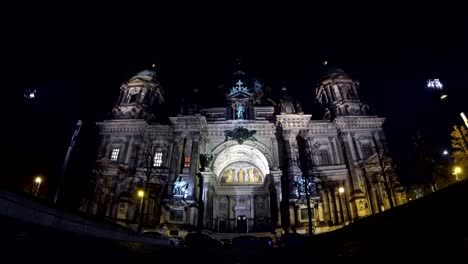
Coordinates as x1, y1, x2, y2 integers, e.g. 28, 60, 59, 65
315, 68, 369, 120
112, 69, 164, 121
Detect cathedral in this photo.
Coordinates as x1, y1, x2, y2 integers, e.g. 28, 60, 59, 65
81, 64, 406, 236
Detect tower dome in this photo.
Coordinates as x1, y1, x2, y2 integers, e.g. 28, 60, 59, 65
131, 69, 157, 80
316, 68, 369, 120
111, 68, 164, 121
322, 67, 348, 80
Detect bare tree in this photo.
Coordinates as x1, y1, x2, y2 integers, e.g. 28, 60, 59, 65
296, 135, 330, 236
80, 157, 115, 215
137, 132, 166, 232
364, 140, 400, 209
451, 125, 468, 180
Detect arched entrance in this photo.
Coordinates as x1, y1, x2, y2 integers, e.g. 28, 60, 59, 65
209, 142, 273, 233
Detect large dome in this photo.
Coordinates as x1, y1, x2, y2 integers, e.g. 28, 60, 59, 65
133, 69, 157, 79
323, 67, 346, 76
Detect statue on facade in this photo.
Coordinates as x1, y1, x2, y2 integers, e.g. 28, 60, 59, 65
173, 177, 188, 197
236, 103, 245, 119
199, 153, 214, 171
224, 127, 257, 144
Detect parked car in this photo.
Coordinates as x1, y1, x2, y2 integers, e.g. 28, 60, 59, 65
258, 236, 274, 248
231, 235, 268, 248
142, 231, 184, 247
219, 238, 232, 247
278, 233, 306, 248
184, 232, 223, 248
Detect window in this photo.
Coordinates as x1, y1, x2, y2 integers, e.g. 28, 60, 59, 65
317, 148, 332, 166
153, 152, 163, 167
184, 156, 191, 168
301, 208, 312, 221
361, 142, 373, 160
170, 210, 184, 222
111, 148, 120, 162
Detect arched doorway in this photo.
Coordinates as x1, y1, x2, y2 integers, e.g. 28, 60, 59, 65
209, 142, 273, 233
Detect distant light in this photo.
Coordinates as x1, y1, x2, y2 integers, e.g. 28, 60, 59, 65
35, 177, 42, 184
151, 64, 156, 68
440, 94, 448, 99
427, 79, 443, 90
323, 60, 328, 66
338, 187, 345, 193
443, 150, 449, 155
454, 167, 462, 174
138, 190, 144, 198
461, 112, 468, 122
24, 90, 36, 99
461, 112, 468, 129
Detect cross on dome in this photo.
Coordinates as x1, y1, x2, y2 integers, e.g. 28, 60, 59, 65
229, 79, 249, 95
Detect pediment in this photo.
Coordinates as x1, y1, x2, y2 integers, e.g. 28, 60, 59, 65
227, 92, 252, 99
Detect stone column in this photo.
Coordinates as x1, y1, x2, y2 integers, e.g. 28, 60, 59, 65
335, 192, 343, 224
97, 135, 108, 159
339, 132, 363, 218
282, 130, 302, 198
272, 139, 280, 169
125, 136, 134, 165
187, 133, 200, 200
271, 170, 282, 227
201, 172, 211, 229
327, 188, 338, 225
227, 195, 233, 232
105, 136, 112, 158
250, 195, 255, 232
333, 136, 344, 164
320, 189, 330, 224
167, 133, 183, 196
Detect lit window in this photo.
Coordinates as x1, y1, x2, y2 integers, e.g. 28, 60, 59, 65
153, 152, 163, 167
184, 156, 191, 168
111, 148, 120, 162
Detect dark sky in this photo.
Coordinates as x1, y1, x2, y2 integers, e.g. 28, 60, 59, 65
2, 2, 468, 196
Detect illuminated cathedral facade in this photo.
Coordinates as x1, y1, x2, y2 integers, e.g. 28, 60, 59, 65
81, 65, 406, 236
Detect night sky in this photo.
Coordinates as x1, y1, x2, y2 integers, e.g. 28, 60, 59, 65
3, 2, 468, 200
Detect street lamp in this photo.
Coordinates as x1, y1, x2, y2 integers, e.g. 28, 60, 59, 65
137, 190, 145, 232
34, 176, 42, 197
442, 150, 449, 156
461, 112, 468, 129
453, 167, 462, 181
338, 187, 346, 224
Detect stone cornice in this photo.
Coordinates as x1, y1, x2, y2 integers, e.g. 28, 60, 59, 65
206, 122, 276, 138
306, 120, 338, 136
169, 115, 207, 131
97, 120, 147, 135
276, 114, 312, 130
333, 116, 385, 131
97, 120, 172, 137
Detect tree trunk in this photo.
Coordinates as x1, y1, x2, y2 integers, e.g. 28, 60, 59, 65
137, 181, 150, 232
382, 174, 394, 208
364, 176, 375, 214
302, 176, 313, 236
197, 172, 204, 231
